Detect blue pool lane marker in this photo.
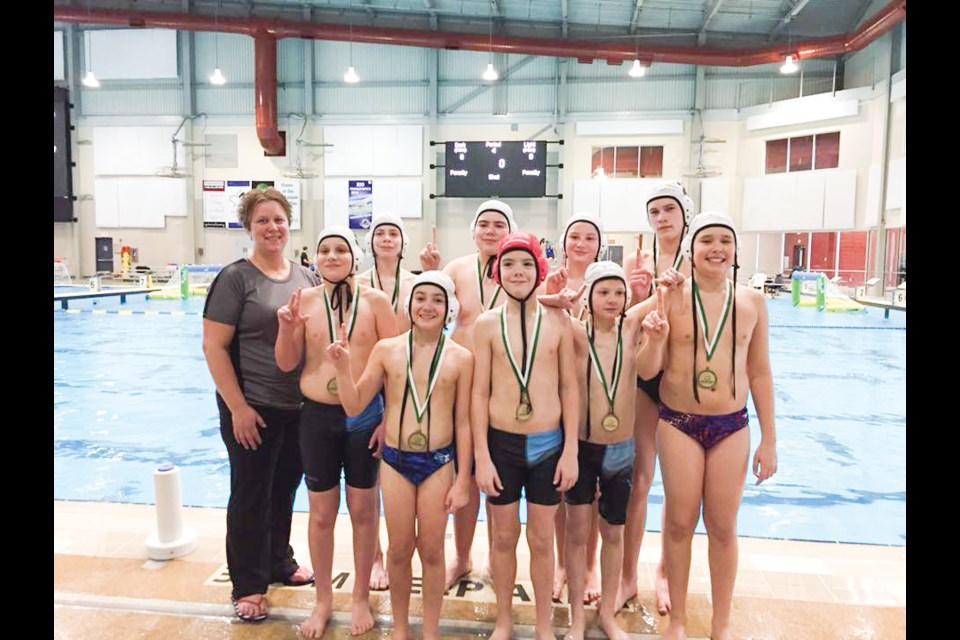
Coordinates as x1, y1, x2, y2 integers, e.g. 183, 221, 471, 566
56, 308, 202, 316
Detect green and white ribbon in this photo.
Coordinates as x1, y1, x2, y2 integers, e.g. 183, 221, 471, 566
693, 279, 733, 361
405, 330, 448, 423
371, 261, 402, 310
586, 318, 623, 412
477, 255, 503, 311
499, 303, 543, 395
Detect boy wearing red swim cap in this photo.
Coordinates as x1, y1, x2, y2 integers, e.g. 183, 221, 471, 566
471, 231, 580, 640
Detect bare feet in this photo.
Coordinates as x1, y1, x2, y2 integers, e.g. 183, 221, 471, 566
444, 555, 472, 590
583, 565, 601, 605
299, 603, 331, 639
391, 627, 410, 640
562, 618, 584, 640
710, 623, 734, 640
655, 562, 671, 615
489, 622, 513, 640
614, 577, 638, 612
369, 553, 389, 591
351, 599, 376, 635
598, 611, 630, 640
552, 564, 567, 602
660, 620, 687, 640
535, 626, 557, 640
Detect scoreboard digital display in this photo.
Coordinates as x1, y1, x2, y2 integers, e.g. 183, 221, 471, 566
444, 140, 547, 198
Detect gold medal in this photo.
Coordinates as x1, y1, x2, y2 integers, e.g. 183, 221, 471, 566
407, 431, 428, 451
697, 368, 718, 390
327, 377, 338, 395
601, 412, 620, 432
516, 401, 533, 421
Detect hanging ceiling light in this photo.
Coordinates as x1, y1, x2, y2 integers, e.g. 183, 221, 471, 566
82, 31, 100, 88
628, 59, 646, 78
780, 54, 799, 74
482, 10, 498, 81
344, 17, 359, 83
210, 67, 227, 85
210, 14, 226, 85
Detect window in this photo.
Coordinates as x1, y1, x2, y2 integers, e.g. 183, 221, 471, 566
592, 145, 663, 178
765, 139, 787, 174
814, 131, 840, 169
765, 132, 839, 174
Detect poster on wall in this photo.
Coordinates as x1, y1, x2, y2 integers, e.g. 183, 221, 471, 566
203, 179, 301, 230
348, 179, 373, 230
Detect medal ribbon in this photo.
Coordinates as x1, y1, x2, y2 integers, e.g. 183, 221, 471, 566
652, 238, 684, 295
477, 255, 503, 311
693, 279, 733, 362
405, 330, 448, 423
499, 303, 543, 398
372, 261, 402, 310
323, 281, 361, 343
586, 317, 623, 413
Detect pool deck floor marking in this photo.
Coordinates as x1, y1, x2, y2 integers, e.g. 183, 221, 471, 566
54, 501, 905, 640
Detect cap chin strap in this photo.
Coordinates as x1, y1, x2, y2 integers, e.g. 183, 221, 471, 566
329, 277, 354, 326
504, 278, 538, 374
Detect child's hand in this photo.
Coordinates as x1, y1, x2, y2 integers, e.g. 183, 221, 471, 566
753, 440, 777, 485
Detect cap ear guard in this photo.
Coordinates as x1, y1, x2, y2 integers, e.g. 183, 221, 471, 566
680, 212, 740, 264
404, 270, 460, 326
646, 181, 695, 225
584, 261, 631, 311
363, 212, 410, 257
493, 232, 549, 289
316, 225, 364, 275
559, 212, 607, 262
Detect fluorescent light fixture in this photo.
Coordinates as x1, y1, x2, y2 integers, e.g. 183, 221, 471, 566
344, 65, 360, 83
780, 54, 799, 74
628, 59, 646, 78
209, 67, 226, 85
482, 62, 499, 82
81, 70, 100, 88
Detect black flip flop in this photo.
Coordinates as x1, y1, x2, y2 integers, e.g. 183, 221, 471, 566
280, 567, 315, 587
232, 596, 268, 623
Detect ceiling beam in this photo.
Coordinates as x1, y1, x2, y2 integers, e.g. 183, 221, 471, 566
847, 0, 877, 32
360, 0, 375, 20
561, 0, 568, 39
768, 0, 811, 41
422, 0, 438, 30
441, 55, 536, 114
697, 0, 726, 46
628, 0, 645, 35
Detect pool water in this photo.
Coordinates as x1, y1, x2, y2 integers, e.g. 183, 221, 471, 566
53, 294, 906, 546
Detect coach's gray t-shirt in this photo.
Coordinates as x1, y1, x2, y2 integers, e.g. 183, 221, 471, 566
204, 259, 318, 410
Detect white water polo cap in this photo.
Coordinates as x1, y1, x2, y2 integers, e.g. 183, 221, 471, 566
364, 212, 410, 257
584, 260, 631, 311
681, 212, 740, 263
646, 181, 695, 225
471, 200, 518, 235
560, 212, 607, 262
316, 225, 364, 275
404, 270, 460, 326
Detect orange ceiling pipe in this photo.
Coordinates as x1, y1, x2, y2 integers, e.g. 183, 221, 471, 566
55, 1, 904, 152
53, 1, 905, 66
